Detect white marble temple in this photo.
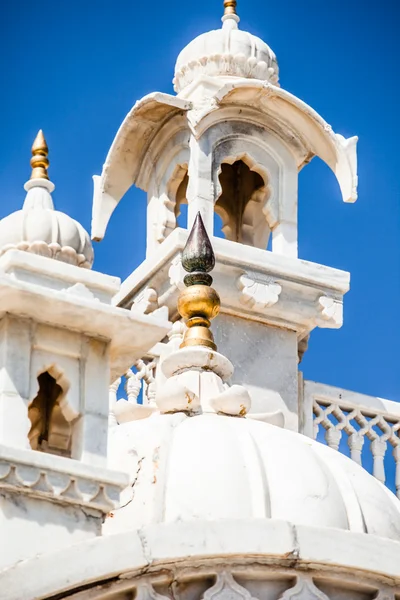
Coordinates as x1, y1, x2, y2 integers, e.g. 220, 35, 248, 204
0, 3, 398, 600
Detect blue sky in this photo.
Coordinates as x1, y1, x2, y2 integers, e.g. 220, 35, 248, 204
1, 0, 399, 403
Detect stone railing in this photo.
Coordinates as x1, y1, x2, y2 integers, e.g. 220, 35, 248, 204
109, 321, 185, 424
301, 380, 400, 498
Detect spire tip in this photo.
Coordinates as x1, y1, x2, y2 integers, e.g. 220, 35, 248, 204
30, 130, 49, 180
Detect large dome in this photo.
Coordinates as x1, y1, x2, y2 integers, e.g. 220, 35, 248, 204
173, 14, 279, 94
105, 411, 400, 541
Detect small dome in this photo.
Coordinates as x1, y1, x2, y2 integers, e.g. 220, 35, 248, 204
0, 181, 94, 269
173, 15, 279, 94
0, 132, 94, 269
106, 412, 400, 541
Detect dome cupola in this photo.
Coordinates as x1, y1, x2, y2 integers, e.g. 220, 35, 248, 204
174, 0, 279, 94
0, 131, 94, 268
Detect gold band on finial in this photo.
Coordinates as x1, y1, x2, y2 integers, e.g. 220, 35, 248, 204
30, 130, 49, 180
178, 212, 220, 351
223, 0, 237, 16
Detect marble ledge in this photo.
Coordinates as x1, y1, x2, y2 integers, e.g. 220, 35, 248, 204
0, 268, 171, 378
115, 228, 350, 309
0, 249, 120, 303
113, 229, 349, 336
1, 519, 399, 600
0, 444, 128, 514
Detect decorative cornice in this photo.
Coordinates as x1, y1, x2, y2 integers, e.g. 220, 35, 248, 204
0, 445, 127, 515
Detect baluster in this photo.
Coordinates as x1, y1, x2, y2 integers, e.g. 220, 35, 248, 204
393, 445, 400, 499
371, 438, 387, 484
108, 377, 121, 427
126, 370, 141, 404
348, 432, 364, 465
325, 427, 341, 451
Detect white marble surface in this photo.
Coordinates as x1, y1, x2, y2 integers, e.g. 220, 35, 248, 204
2, 519, 399, 600
104, 411, 400, 542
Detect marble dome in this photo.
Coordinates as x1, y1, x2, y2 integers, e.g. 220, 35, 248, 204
105, 411, 400, 541
0, 177, 93, 268
173, 13, 279, 94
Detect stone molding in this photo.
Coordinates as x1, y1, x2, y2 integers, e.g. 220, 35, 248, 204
0, 444, 127, 515
0, 249, 171, 380
1, 519, 399, 600
115, 229, 349, 339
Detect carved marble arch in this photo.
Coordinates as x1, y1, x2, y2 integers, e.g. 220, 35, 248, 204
214, 154, 271, 249
148, 133, 190, 250
28, 365, 76, 458
206, 122, 298, 255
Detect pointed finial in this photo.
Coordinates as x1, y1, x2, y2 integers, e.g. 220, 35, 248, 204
182, 212, 215, 286
30, 130, 49, 180
178, 213, 220, 350
223, 0, 237, 16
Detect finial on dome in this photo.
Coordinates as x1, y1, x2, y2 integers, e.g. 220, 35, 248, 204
178, 213, 220, 350
30, 130, 49, 180
223, 0, 237, 16
222, 0, 239, 28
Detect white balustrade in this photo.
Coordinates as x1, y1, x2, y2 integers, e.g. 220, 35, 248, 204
108, 321, 186, 423
302, 381, 400, 498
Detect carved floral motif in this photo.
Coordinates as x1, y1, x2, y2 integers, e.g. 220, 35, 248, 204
237, 271, 281, 311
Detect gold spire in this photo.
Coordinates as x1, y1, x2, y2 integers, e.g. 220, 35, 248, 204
177, 212, 220, 351
223, 0, 237, 16
30, 130, 49, 180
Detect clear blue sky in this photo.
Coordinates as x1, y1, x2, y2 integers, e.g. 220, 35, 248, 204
1, 0, 399, 402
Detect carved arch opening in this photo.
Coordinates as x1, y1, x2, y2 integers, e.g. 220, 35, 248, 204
215, 155, 271, 249
28, 367, 74, 457
170, 165, 189, 227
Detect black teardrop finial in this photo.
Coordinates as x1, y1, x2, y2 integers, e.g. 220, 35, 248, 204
182, 212, 215, 286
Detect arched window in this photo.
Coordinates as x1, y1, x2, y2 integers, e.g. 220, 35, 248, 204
215, 159, 270, 248
28, 371, 72, 457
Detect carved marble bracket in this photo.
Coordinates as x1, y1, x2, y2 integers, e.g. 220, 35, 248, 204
131, 287, 159, 314
318, 295, 343, 327
237, 271, 282, 311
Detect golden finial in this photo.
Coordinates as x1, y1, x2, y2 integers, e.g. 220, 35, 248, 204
177, 212, 220, 351
30, 130, 49, 180
223, 0, 237, 16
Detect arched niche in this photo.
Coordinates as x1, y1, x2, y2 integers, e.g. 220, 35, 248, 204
28, 367, 75, 458
215, 157, 270, 249
190, 119, 299, 257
